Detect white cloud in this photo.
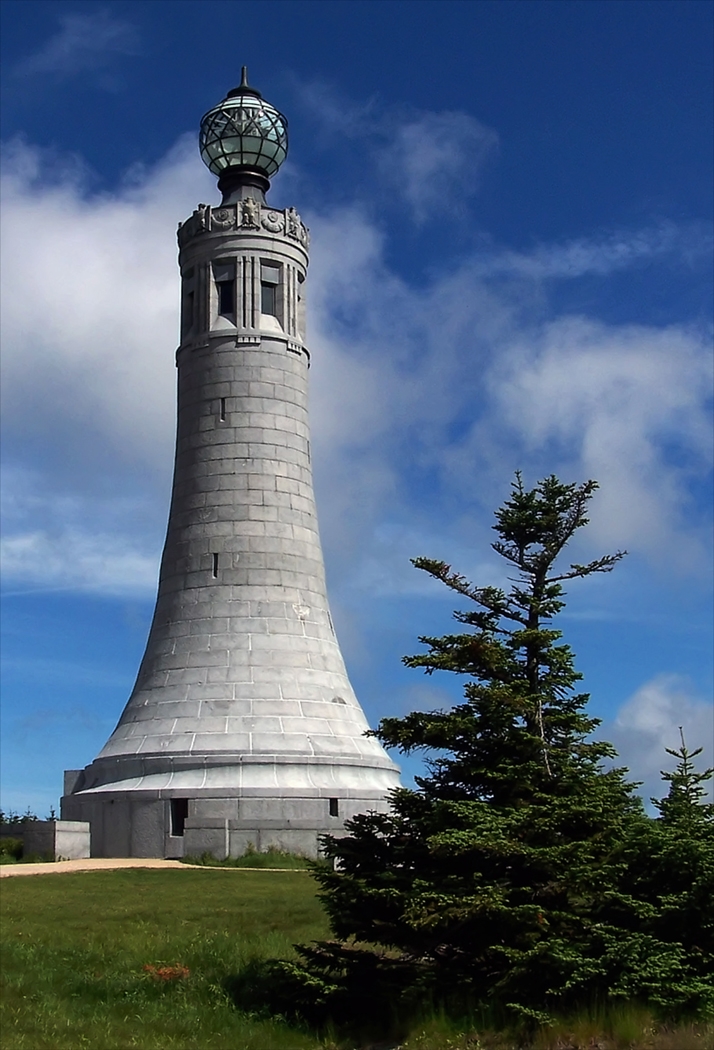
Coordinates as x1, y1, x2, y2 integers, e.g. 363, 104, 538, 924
15, 10, 139, 78
0, 476, 160, 597
472, 222, 713, 279
378, 111, 499, 222
609, 674, 714, 804
1, 529, 157, 598
483, 316, 713, 568
0, 134, 711, 606
294, 80, 498, 223
304, 208, 712, 586
0, 136, 214, 480
291, 78, 378, 141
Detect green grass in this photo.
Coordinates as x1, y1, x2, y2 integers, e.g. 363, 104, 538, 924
0, 838, 24, 863
182, 847, 312, 869
1, 869, 711, 1049
0, 868, 332, 1049
0, 854, 55, 865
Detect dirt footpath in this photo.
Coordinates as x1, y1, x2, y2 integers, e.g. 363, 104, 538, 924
0, 858, 303, 877
0, 858, 190, 877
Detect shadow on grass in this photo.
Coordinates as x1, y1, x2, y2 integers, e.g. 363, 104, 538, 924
223, 946, 430, 1047
223, 951, 714, 1050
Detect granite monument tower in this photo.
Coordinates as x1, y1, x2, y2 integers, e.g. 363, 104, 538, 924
61, 71, 400, 858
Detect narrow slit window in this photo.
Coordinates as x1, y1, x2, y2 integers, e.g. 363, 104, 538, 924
212, 553, 219, 578
170, 798, 189, 837
329, 798, 339, 818
220, 397, 227, 421
297, 272, 306, 338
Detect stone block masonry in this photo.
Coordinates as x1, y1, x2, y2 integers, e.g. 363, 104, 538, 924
21, 821, 91, 861
61, 83, 400, 857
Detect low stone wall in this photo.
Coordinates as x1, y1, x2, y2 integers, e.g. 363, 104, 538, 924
0, 826, 27, 839
22, 821, 91, 861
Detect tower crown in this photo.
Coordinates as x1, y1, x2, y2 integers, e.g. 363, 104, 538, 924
199, 68, 288, 197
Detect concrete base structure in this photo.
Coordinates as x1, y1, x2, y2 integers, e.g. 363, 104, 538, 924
62, 783, 392, 859
22, 821, 91, 861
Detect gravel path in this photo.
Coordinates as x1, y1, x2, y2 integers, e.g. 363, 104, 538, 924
0, 858, 305, 877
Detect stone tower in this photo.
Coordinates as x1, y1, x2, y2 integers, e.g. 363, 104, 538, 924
61, 71, 400, 859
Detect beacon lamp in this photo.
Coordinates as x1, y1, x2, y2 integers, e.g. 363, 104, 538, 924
199, 67, 288, 201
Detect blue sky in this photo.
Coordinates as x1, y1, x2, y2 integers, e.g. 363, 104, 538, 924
1, 0, 712, 816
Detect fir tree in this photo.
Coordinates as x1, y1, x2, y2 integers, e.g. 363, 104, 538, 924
271, 475, 711, 1027
654, 728, 714, 829
618, 731, 714, 1016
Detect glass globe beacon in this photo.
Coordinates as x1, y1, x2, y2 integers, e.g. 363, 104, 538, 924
199, 69, 288, 182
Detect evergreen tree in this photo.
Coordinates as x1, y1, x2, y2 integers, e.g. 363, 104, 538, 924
654, 729, 714, 830
271, 476, 711, 1026
618, 731, 714, 1016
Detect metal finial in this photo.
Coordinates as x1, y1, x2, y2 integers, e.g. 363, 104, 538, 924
226, 66, 262, 100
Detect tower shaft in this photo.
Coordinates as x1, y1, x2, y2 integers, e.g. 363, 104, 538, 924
62, 200, 399, 858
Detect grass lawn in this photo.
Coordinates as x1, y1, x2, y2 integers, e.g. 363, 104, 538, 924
1, 868, 712, 1050
0, 868, 332, 1049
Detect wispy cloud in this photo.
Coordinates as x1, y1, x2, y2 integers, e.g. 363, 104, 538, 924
483, 315, 713, 568
14, 10, 139, 79
472, 222, 714, 279
294, 79, 498, 222
608, 674, 714, 804
377, 111, 499, 222
306, 206, 713, 586
0, 466, 164, 597
0, 526, 159, 598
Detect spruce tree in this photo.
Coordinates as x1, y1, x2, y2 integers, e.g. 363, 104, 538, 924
653, 732, 714, 974
654, 729, 714, 830
272, 475, 711, 1026
618, 732, 714, 1016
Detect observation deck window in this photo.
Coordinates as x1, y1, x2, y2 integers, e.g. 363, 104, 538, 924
213, 260, 236, 319
260, 261, 280, 318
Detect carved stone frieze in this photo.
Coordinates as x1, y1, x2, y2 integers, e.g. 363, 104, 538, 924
261, 209, 285, 233
286, 207, 309, 246
211, 206, 236, 230
178, 203, 309, 248
240, 198, 260, 228
177, 204, 210, 246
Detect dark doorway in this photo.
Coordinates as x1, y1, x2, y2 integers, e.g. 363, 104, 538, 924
170, 798, 189, 836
